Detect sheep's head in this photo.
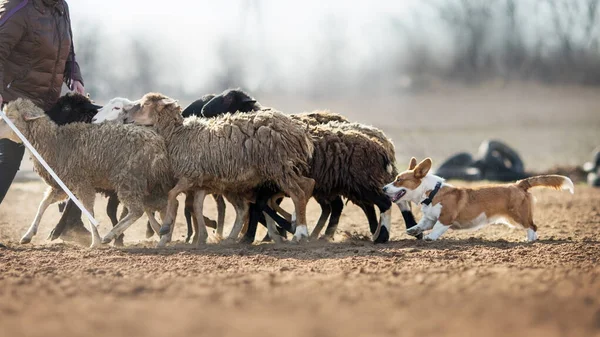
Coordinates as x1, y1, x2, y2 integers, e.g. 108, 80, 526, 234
201, 88, 260, 118
46, 93, 102, 125
123, 93, 180, 126
92, 97, 136, 124
0, 99, 45, 143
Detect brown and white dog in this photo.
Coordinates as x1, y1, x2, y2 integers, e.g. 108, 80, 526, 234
383, 158, 574, 242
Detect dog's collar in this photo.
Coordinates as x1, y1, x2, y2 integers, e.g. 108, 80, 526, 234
421, 182, 442, 206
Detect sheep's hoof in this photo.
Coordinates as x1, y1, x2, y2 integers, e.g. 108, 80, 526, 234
89, 242, 102, 249
20, 236, 32, 244
158, 225, 171, 236
113, 238, 125, 247
373, 226, 390, 244
291, 225, 309, 243
157, 235, 170, 248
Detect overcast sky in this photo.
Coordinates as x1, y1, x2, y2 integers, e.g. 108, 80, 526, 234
68, 1, 429, 89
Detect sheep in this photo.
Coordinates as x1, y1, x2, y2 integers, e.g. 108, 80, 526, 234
242, 114, 419, 244
308, 120, 417, 240
43, 93, 125, 246
0, 98, 174, 247
199, 88, 261, 117
181, 94, 216, 118
118, 92, 315, 245
241, 110, 351, 243
46, 93, 166, 247
93, 91, 293, 244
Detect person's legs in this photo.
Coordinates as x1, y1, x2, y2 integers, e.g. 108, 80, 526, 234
0, 139, 25, 205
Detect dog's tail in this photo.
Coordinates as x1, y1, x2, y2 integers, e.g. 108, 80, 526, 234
516, 175, 574, 194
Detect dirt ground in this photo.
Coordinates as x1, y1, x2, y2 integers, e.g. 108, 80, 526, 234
1, 84, 600, 337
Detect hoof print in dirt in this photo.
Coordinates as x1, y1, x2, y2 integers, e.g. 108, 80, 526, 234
373, 226, 390, 244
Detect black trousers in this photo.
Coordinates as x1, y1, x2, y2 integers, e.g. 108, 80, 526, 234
0, 139, 25, 205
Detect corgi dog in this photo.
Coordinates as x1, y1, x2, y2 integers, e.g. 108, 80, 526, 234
382, 157, 574, 242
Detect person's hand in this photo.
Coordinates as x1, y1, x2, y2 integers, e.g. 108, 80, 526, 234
72, 80, 85, 95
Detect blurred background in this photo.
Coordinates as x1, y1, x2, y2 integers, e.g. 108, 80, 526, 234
65, 0, 600, 172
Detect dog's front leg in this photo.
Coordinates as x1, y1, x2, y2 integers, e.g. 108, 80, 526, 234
406, 216, 435, 237
423, 221, 450, 241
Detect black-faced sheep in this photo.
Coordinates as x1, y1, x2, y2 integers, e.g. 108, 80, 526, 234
181, 94, 216, 118
120, 93, 315, 245
240, 113, 419, 244
0, 98, 174, 247
199, 88, 260, 117
43, 93, 125, 245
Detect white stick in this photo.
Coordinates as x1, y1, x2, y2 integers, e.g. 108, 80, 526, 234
0, 109, 98, 226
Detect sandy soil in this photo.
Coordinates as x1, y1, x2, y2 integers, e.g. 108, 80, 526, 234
1, 180, 599, 337
1, 85, 599, 337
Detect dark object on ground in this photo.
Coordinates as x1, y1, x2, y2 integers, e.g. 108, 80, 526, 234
583, 147, 600, 187
435, 140, 528, 182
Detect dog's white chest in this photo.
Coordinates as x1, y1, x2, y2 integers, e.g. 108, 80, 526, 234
421, 203, 443, 221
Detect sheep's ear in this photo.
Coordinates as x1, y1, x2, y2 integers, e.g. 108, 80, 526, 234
23, 112, 44, 121
85, 102, 103, 110
23, 114, 44, 122
408, 157, 418, 170
413, 158, 432, 179
159, 98, 178, 106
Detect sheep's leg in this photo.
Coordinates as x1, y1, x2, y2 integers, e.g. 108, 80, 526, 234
101, 206, 144, 245
270, 194, 292, 223
192, 190, 209, 246
322, 196, 344, 240
145, 210, 162, 236
190, 212, 200, 244
264, 212, 285, 244
106, 194, 120, 226
159, 179, 192, 236
184, 192, 194, 243
213, 194, 226, 238
288, 177, 315, 243
21, 187, 66, 244
156, 206, 176, 247
396, 201, 421, 240
226, 197, 250, 242
77, 190, 102, 248
309, 199, 331, 240
373, 195, 392, 244
359, 203, 380, 235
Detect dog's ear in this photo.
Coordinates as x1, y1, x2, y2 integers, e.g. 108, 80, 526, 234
408, 157, 418, 170
413, 158, 432, 179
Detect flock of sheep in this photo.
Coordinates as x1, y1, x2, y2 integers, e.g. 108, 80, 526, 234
0, 89, 419, 248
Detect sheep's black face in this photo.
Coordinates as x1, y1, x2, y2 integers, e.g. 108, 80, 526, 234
200, 88, 259, 118
47, 93, 102, 125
